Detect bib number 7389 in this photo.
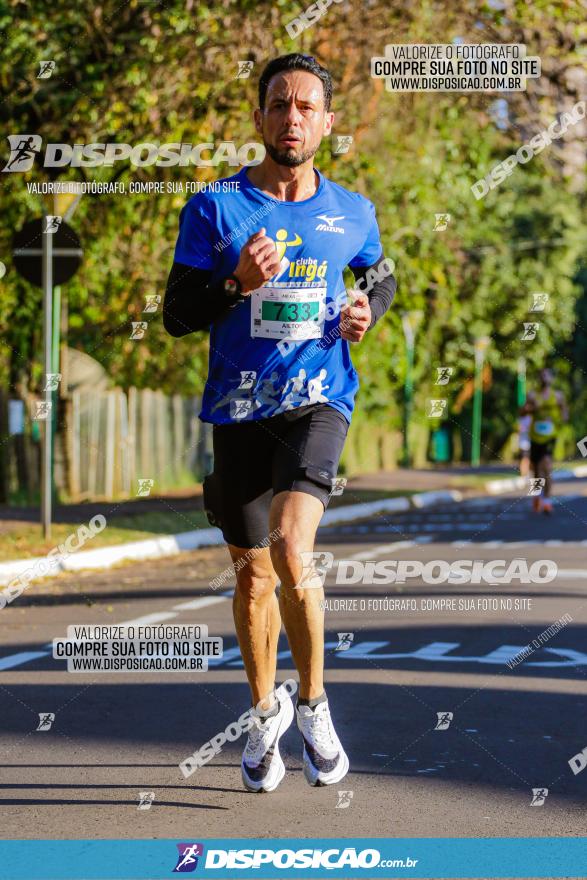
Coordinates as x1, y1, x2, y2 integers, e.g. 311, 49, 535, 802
250, 285, 326, 340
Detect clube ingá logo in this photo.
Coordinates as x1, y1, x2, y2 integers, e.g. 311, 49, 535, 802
173, 843, 204, 872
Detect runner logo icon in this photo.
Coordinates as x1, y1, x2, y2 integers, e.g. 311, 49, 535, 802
434, 711, 453, 730
36, 712, 55, 731
173, 843, 204, 872
2, 135, 42, 172
336, 789, 354, 808
335, 632, 354, 652
296, 551, 334, 590
530, 788, 548, 806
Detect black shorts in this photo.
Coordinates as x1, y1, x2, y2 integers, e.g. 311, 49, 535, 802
530, 439, 555, 466
202, 404, 349, 548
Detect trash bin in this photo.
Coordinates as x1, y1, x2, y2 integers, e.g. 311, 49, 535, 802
431, 426, 451, 463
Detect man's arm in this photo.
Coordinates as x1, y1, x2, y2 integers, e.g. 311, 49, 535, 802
351, 253, 397, 330
162, 262, 240, 337
163, 228, 281, 337
339, 253, 396, 342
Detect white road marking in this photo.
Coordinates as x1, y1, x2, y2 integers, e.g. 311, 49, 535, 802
0, 651, 53, 671
506, 541, 541, 547
348, 541, 415, 561
220, 641, 587, 669
371, 523, 490, 533
0, 592, 236, 671
342, 538, 434, 562
172, 593, 232, 611
207, 645, 243, 667
117, 611, 178, 627
458, 540, 502, 548
455, 540, 544, 548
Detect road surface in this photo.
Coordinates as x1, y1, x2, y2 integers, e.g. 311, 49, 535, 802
1, 480, 586, 871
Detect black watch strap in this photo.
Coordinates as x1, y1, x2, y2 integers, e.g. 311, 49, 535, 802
223, 275, 243, 302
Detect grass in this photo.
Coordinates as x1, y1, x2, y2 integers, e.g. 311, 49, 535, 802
0, 510, 210, 562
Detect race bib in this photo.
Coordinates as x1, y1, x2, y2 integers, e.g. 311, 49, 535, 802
250, 285, 326, 340
534, 420, 554, 436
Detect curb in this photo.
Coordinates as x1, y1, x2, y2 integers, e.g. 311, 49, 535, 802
484, 463, 587, 495
1, 468, 584, 587
0, 489, 462, 587
0, 528, 224, 588
410, 489, 463, 509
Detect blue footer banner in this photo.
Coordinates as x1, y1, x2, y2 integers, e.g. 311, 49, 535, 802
0, 838, 585, 879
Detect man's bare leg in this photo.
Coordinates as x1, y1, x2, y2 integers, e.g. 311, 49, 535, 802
228, 545, 281, 709
539, 453, 553, 512
269, 490, 325, 700
269, 489, 349, 787
232, 544, 296, 794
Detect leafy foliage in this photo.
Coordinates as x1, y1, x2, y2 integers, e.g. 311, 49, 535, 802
0, 0, 584, 460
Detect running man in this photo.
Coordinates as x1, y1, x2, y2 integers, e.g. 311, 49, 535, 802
521, 368, 567, 514
164, 54, 396, 792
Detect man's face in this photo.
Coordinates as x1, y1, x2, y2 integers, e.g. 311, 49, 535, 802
254, 70, 334, 167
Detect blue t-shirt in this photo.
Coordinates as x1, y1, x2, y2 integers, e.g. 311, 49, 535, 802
173, 166, 382, 424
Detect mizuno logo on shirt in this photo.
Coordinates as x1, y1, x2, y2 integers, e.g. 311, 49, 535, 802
315, 214, 345, 234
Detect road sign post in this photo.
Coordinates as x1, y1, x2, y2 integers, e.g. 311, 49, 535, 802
41, 221, 53, 538
400, 311, 422, 468
12, 215, 83, 538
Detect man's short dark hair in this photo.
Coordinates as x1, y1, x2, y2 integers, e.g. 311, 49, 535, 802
258, 54, 333, 112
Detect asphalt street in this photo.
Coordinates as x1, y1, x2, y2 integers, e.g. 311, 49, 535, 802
1, 480, 586, 868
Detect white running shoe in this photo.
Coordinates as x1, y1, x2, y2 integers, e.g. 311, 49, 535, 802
296, 700, 349, 786
241, 692, 294, 793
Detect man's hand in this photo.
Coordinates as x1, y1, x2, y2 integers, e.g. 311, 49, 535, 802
233, 228, 282, 293
340, 290, 371, 343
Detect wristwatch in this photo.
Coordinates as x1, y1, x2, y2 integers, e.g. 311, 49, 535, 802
223, 275, 244, 304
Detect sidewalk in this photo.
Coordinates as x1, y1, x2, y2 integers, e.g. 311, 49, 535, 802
344, 464, 514, 494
